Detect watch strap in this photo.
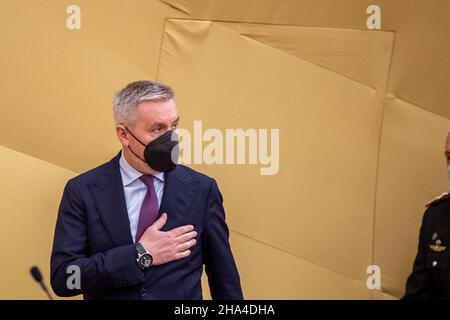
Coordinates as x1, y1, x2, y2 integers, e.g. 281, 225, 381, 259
135, 242, 147, 255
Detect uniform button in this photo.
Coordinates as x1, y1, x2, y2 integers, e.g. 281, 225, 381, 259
432, 260, 438, 267
139, 289, 147, 297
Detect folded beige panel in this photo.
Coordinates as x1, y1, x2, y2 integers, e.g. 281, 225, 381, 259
217, 22, 394, 91
159, 0, 364, 27
382, 0, 450, 119
160, 0, 450, 119
374, 97, 450, 298
202, 232, 371, 299
0, 146, 77, 299
372, 290, 398, 300
158, 19, 386, 280
0, 0, 183, 173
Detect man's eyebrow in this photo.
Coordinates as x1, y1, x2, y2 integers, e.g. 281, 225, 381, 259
172, 116, 180, 124
149, 122, 165, 129
148, 117, 180, 129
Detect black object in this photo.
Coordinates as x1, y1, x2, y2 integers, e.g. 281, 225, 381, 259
125, 128, 179, 172
30, 266, 53, 300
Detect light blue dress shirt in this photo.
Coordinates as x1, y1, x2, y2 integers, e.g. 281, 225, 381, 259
119, 150, 165, 242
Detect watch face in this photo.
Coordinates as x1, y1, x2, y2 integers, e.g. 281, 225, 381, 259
139, 254, 153, 268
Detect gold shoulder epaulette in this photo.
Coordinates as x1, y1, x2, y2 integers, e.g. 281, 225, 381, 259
426, 191, 450, 208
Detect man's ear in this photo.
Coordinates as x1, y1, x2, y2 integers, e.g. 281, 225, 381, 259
116, 125, 129, 147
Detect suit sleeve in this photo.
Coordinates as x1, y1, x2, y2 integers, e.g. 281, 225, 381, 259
202, 179, 244, 300
402, 208, 440, 299
50, 180, 145, 297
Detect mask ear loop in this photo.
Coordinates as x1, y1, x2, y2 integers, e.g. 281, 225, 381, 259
124, 126, 147, 163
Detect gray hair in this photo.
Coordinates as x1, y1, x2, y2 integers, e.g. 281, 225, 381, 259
112, 80, 174, 127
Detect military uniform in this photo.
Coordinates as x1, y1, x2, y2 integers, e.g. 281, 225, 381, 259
403, 192, 450, 299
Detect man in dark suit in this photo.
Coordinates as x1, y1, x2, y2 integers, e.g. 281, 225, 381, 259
50, 80, 243, 300
403, 131, 450, 299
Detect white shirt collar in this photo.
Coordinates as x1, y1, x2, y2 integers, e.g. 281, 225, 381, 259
119, 150, 165, 187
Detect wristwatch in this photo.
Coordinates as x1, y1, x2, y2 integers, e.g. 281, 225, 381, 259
135, 242, 153, 270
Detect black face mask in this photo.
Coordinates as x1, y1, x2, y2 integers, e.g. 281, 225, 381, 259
125, 127, 179, 172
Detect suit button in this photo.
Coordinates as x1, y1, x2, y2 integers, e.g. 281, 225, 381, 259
432, 260, 438, 267
139, 289, 147, 297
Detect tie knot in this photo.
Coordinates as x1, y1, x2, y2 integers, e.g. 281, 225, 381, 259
139, 174, 154, 187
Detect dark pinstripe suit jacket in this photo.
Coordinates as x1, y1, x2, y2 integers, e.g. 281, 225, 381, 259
50, 151, 243, 300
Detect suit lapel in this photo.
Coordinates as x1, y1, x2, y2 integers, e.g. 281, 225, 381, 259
159, 166, 199, 230
88, 152, 134, 247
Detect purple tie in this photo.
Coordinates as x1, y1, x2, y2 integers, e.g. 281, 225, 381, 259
135, 175, 159, 242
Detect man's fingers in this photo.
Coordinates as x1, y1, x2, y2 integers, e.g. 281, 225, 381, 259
176, 231, 197, 243
174, 250, 191, 260
152, 213, 168, 231
176, 238, 197, 251
171, 224, 195, 237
